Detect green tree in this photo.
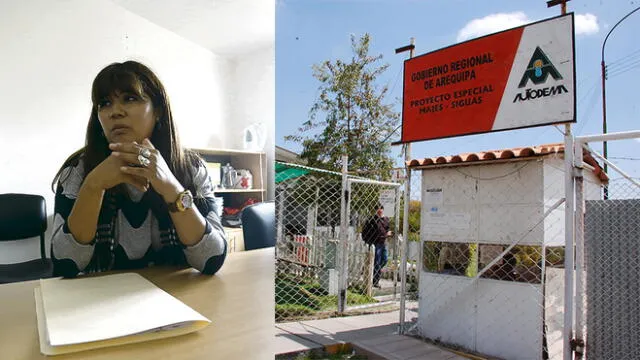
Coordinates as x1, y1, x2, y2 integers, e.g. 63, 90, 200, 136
285, 33, 399, 180
393, 199, 421, 241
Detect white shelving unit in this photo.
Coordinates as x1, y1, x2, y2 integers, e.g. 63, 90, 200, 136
191, 147, 267, 253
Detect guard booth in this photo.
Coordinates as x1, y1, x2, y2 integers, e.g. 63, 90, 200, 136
409, 144, 606, 360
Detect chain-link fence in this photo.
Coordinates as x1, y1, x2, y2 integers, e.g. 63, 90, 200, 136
405, 155, 579, 360
275, 165, 342, 322
275, 162, 402, 322
396, 168, 424, 330
574, 136, 640, 360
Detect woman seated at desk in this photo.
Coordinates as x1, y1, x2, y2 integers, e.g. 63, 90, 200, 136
51, 61, 227, 277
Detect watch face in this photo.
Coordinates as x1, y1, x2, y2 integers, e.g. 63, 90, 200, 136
180, 191, 193, 210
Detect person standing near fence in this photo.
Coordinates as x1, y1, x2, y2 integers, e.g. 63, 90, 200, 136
362, 203, 392, 288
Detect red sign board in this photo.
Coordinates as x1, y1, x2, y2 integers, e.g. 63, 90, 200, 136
400, 14, 575, 143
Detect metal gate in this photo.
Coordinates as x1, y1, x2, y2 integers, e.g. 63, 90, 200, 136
275, 160, 403, 322
338, 178, 402, 313
573, 131, 640, 360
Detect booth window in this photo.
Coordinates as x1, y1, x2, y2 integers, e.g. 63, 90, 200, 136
423, 241, 477, 277
479, 245, 543, 284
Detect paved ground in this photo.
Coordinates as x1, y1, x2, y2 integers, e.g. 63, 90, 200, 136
275, 307, 472, 359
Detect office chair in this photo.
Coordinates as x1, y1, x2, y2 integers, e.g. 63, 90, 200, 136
241, 201, 275, 251
0, 193, 53, 284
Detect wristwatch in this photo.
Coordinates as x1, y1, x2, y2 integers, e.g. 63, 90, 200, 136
168, 190, 193, 212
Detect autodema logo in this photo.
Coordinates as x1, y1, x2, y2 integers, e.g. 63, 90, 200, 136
513, 46, 568, 102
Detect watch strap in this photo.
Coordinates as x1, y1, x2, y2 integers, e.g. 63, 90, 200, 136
167, 199, 179, 212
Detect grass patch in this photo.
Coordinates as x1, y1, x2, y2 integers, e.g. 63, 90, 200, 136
275, 304, 316, 319
276, 273, 378, 321
276, 280, 322, 310
302, 282, 329, 296
346, 291, 376, 305
315, 292, 377, 311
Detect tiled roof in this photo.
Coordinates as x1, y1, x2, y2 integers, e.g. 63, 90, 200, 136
407, 143, 608, 182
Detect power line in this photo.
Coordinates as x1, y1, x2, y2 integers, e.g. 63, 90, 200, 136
388, 66, 403, 99
575, 81, 601, 134
577, 90, 601, 134
608, 58, 640, 74
609, 156, 640, 161
609, 66, 640, 79
607, 47, 640, 67
577, 81, 599, 107
608, 59, 640, 78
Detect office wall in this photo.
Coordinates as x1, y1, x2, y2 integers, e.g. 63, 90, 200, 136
228, 47, 276, 200
0, 0, 231, 263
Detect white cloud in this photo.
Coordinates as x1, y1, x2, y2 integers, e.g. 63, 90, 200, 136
575, 13, 599, 35
456, 12, 599, 42
456, 12, 531, 42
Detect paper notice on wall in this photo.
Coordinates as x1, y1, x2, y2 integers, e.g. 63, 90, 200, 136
425, 212, 471, 235
425, 188, 443, 205
425, 212, 449, 235
448, 213, 471, 230
379, 189, 396, 217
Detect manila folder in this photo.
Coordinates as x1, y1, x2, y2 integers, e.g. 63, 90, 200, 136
34, 272, 210, 356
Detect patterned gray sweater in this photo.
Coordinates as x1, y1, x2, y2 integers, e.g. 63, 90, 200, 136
51, 156, 227, 276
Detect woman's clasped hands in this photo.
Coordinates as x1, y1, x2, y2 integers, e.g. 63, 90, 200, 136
109, 138, 183, 200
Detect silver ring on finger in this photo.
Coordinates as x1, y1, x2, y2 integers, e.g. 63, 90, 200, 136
139, 147, 151, 158
138, 154, 151, 167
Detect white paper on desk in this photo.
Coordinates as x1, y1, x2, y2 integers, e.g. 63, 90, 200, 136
35, 273, 210, 356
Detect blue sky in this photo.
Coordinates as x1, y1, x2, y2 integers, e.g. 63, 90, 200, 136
276, 0, 640, 178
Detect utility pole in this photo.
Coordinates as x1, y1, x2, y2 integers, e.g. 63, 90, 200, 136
600, 5, 640, 200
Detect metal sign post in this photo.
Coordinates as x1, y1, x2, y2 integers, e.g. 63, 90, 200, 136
395, 38, 415, 334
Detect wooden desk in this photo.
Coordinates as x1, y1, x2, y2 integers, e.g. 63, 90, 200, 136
0, 248, 275, 360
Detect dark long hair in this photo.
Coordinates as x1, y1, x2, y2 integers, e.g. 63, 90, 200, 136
52, 61, 200, 200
